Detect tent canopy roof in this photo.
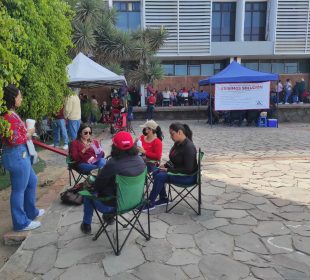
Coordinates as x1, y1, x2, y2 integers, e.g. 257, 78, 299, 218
199, 61, 279, 86
67, 52, 126, 88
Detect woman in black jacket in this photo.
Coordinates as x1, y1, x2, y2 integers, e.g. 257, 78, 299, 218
147, 123, 197, 210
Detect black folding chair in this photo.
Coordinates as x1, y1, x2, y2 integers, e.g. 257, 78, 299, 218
79, 169, 150, 255
166, 148, 204, 215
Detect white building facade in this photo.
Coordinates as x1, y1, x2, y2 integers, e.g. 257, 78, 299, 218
108, 0, 310, 82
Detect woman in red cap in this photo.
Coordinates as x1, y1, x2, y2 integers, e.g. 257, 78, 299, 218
80, 131, 146, 234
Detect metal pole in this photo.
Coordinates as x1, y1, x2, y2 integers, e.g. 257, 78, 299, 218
209, 83, 212, 128
276, 85, 279, 128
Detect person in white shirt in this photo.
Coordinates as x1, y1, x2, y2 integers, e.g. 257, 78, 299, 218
64, 88, 81, 140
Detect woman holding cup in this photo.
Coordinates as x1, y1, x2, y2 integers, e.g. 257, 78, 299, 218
0, 85, 44, 231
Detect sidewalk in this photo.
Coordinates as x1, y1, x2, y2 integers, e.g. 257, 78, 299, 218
1, 121, 310, 280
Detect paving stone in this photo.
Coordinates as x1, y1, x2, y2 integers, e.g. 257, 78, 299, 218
192, 209, 215, 222
235, 233, 269, 254
42, 268, 64, 280
133, 262, 188, 280
202, 185, 225, 196
199, 217, 229, 229
59, 263, 105, 280
166, 249, 201, 266
233, 248, 271, 268
59, 210, 83, 227
195, 230, 234, 255
292, 236, 310, 255
276, 267, 309, 280
168, 222, 204, 234
285, 222, 310, 236
27, 245, 57, 274
262, 235, 293, 254
23, 232, 58, 250
58, 223, 87, 242
248, 209, 282, 221
208, 180, 226, 188
150, 220, 169, 238
199, 254, 249, 280
215, 209, 248, 219
276, 212, 310, 221
182, 264, 201, 279
158, 213, 192, 225
223, 201, 255, 210
251, 267, 284, 280
3, 231, 29, 246
77, 252, 105, 264
256, 203, 280, 214
280, 205, 305, 213
102, 245, 145, 276
253, 221, 290, 237
231, 216, 258, 226
239, 194, 269, 205
141, 238, 173, 262
167, 233, 196, 248
36, 212, 62, 233
110, 273, 140, 280
218, 224, 251, 235
55, 236, 109, 268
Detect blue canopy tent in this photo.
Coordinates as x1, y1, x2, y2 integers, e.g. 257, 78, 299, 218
199, 61, 279, 85
198, 61, 279, 127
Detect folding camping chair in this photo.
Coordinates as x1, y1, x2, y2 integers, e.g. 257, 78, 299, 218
79, 169, 150, 255
66, 155, 90, 186
166, 148, 204, 215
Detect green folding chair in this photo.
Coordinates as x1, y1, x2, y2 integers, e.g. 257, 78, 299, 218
166, 148, 204, 215
79, 169, 150, 255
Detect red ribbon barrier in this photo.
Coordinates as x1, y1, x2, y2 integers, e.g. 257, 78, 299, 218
32, 139, 68, 157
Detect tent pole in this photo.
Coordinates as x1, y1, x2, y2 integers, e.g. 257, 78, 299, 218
276, 86, 279, 128
209, 83, 212, 128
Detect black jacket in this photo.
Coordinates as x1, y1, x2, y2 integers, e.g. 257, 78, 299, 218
94, 155, 146, 206
165, 138, 197, 175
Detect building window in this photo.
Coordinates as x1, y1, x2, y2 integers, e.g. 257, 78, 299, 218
212, 2, 236, 42
162, 64, 174, 76
113, 1, 141, 32
188, 62, 201, 76
244, 2, 267, 41
175, 62, 187, 76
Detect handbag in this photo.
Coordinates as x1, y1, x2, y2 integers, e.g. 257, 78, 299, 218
26, 140, 39, 165
60, 183, 84, 205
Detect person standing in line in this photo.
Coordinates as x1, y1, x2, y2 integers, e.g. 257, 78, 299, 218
284, 79, 292, 104
0, 85, 44, 231
146, 94, 156, 120
52, 107, 69, 150
64, 88, 81, 140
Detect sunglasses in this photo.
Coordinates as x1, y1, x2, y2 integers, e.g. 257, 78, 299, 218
83, 131, 92, 135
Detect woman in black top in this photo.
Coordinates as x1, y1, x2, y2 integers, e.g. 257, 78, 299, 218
147, 123, 197, 210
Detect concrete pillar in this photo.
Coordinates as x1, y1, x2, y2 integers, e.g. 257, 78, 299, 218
235, 0, 245, 42
108, 0, 112, 8
140, 84, 146, 107
268, 0, 277, 42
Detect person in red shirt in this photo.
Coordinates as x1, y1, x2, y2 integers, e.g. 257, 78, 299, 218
137, 120, 163, 171
0, 85, 44, 231
70, 124, 106, 173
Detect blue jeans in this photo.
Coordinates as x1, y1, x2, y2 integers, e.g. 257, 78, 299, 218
68, 120, 81, 141
78, 158, 106, 173
53, 119, 69, 147
83, 197, 115, 225
149, 171, 197, 204
146, 105, 154, 120
285, 90, 292, 103
2, 144, 39, 231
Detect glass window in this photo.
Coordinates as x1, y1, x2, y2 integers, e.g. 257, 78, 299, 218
162, 64, 174, 76
175, 62, 187, 76
201, 63, 214, 76
299, 60, 310, 73
212, 2, 236, 42
189, 65, 200, 76
272, 62, 284, 74
244, 2, 267, 41
259, 61, 272, 73
284, 62, 298, 74
244, 61, 259, 71
113, 1, 141, 31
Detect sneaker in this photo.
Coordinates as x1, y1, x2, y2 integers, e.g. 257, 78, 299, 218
299, 102, 304, 104
19, 221, 41, 231
62, 144, 69, 150
142, 203, 155, 212
155, 198, 171, 207
37, 209, 45, 217
285, 102, 289, 105
80, 223, 91, 234
54, 145, 60, 148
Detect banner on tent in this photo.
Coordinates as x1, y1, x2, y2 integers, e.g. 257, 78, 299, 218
215, 82, 270, 111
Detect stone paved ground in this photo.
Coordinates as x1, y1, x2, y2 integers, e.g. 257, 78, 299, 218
1, 121, 310, 280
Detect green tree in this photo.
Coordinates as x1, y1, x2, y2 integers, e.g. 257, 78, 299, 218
0, 0, 73, 125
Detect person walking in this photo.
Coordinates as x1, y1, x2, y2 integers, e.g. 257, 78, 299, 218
0, 85, 44, 231
146, 94, 156, 120
65, 88, 81, 140
52, 107, 69, 150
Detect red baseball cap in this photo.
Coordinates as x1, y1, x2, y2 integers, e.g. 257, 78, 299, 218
112, 131, 134, 150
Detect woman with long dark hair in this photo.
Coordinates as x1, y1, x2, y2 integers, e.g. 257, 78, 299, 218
70, 123, 105, 173
146, 122, 197, 210
0, 85, 44, 231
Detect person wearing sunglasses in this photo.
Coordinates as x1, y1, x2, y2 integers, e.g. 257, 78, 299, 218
70, 124, 106, 173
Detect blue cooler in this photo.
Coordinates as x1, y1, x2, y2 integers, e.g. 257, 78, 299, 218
268, 119, 278, 128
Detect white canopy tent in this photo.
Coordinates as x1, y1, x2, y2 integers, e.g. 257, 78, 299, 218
67, 52, 126, 88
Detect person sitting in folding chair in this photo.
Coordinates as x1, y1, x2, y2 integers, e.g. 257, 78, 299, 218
80, 131, 146, 234
137, 120, 163, 172
70, 124, 106, 173
146, 123, 197, 210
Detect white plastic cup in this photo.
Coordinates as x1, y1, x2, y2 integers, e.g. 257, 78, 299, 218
26, 119, 36, 129
136, 139, 142, 148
